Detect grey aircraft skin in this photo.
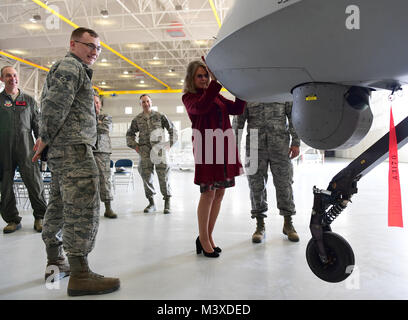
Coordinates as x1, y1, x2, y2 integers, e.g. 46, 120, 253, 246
206, 0, 408, 150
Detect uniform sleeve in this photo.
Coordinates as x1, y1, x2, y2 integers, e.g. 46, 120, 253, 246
161, 114, 178, 147
126, 118, 139, 149
285, 102, 300, 147
39, 60, 83, 145
31, 98, 40, 139
232, 105, 248, 148
182, 80, 222, 115
97, 114, 111, 134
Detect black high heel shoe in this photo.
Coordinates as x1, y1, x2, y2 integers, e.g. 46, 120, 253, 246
196, 237, 219, 258
213, 247, 222, 253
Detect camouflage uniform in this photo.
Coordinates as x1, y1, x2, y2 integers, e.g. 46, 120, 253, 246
40, 52, 99, 257
126, 111, 177, 200
233, 102, 300, 218
0, 90, 47, 224
93, 113, 113, 202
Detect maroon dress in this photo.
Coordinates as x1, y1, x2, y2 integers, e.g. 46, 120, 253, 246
182, 80, 246, 192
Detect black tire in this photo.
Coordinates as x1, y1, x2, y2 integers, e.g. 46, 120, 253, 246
306, 231, 355, 283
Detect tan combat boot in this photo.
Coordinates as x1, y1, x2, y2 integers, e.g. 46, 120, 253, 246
252, 217, 265, 243
34, 219, 43, 232
67, 256, 120, 296
163, 197, 171, 214
283, 216, 299, 242
45, 245, 70, 282
144, 197, 156, 213
104, 201, 117, 219
3, 222, 22, 234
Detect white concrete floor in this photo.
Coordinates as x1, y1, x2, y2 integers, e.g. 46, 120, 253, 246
1, 158, 408, 300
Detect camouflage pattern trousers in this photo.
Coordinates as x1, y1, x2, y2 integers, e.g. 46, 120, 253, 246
246, 142, 296, 219
94, 152, 113, 202
42, 144, 100, 257
138, 145, 171, 200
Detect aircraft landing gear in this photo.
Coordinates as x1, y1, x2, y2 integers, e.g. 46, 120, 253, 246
306, 113, 408, 282
306, 231, 355, 283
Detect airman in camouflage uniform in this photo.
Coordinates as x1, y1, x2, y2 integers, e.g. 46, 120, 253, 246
93, 94, 117, 219
0, 66, 47, 234
233, 102, 300, 243
33, 27, 120, 296
126, 94, 178, 214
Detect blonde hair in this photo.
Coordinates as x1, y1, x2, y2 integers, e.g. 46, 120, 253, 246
183, 60, 209, 94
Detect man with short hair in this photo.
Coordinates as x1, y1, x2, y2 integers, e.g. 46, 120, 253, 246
93, 93, 117, 219
0, 65, 47, 234
126, 94, 178, 214
33, 27, 120, 296
233, 101, 300, 243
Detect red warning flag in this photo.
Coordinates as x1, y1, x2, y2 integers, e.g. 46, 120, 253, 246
388, 106, 403, 227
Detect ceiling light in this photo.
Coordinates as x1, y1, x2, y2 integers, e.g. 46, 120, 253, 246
30, 14, 41, 23
123, 71, 129, 75
101, 9, 109, 18
21, 23, 43, 30
153, 55, 159, 60
101, 81, 106, 85
101, 58, 107, 63
148, 60, 162, 65
7, 49, 27, 55
169, 68, 174, 73
195, 40, 207, 46
94, 19, 114, 26
140, 80, 145, 84
98, 62, 111, 67
127, 43, 144, 49
181, 79, 184, 83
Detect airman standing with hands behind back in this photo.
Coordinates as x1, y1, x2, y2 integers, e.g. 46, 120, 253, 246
126, 94, 178, 214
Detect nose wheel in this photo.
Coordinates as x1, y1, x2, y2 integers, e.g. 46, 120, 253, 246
306, 231, 355, 283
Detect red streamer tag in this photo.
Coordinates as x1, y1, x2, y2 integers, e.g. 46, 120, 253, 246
388, 106, 403, 227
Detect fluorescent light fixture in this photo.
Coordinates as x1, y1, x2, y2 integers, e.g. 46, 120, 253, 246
151, 106, 158, 111
195, 40, 207, 46
127, 43, 144, 49
7, 49, 27, 55
101, 58, 107, 63
176, 106, 184, 113
94, 19, 114, 25
97, 62, 111, 67
125, 106, 133, 114
123, 71, 129, 75
21, 23, 43, 30
148, 60, 163, 65
140, 80, 144, 84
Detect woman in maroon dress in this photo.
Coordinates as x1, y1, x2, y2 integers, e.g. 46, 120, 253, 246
182, 59, 246, 257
